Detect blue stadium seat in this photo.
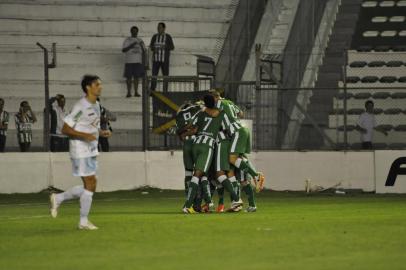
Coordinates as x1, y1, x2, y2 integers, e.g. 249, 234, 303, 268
373, 108, 384, 114
361, 76, 379, 83
376, 124, 393, 131
347, 76, 361, 83
397, 76, 406, 83
386, 60, 403, 67
389, 143, 406, 149
350, 61, 368, 68
394, 124, 406, 131
372, 92, 390, 99
368, 61, 386, 67
384, 108, 402, 114
374, 143, 388, 149
391, 92, 406, 98
336, 92, 354, 99
354, 92, 372, 99
379, 76, 397, 83
348, 108, 365, 114
338, 125, 356, 131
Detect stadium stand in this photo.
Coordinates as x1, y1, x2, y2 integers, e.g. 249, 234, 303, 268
322, 0, 406, 149
0, 0, 237, 150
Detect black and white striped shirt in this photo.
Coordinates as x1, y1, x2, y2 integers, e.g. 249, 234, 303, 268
0, 110, 9, 136
150, 33, 174, 63
15, 113, 34, 143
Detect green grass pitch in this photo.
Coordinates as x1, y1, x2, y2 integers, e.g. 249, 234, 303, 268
0, 190, 405, 270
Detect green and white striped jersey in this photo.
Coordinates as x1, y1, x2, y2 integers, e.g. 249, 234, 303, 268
175, 104, 201, 141
216, 99, 243, 135
191, 109, 229, 148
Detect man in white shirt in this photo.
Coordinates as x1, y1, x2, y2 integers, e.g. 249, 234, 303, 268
49, 75, 111, 230
122, 26, 146, 97
356, 100, 388, 149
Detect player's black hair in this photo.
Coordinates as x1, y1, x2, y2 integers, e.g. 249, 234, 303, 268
20, 100, 28, 107
130, 26, 139, 32
158, 22, 166, 29
0, 98, 4, 103
365, 100, 374, 108
81, 75, 100, 93
203, 94, 215, 109
180, 102, 193, 110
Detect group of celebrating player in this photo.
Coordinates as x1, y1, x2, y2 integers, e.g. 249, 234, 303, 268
175, 90, 265, 214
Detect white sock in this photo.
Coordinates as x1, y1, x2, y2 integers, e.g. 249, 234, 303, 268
234, 158, 243, 168
229, 176, 237, 183
55, 185, 84, 205
80, 190, 94, 225
217, 175, 227, 183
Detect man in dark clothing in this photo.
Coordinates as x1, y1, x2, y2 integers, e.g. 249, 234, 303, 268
98, 101, 116, 152
49, 94, 69, 152
149, 22, 174, 91
0, 98, 9, 152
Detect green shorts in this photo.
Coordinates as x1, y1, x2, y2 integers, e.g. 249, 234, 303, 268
214, 139, 231, 172
230, 127, 251, 155
192, 143, 214, 174
183, 139, 194, 171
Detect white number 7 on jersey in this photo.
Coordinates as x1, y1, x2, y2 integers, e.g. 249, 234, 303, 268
203, 117, 213, 131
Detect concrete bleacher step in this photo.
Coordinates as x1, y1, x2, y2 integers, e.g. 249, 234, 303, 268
347, 50, 406, 63
0, 35, 219, 52
325, 129, 406, 145
333, 98, 406, 110
1, 97, 143, 113
5, 111, 142, 131
0, 50, 197, 67
0, 80, 130, 98
0, 64, 197, 81
0, 0, 236, 150
4, 128, 144, 150
0, 2, 232, 22
328, 114, 406, 128
346, 66, 406, 78
341, 82, 406, 89
0, 19, 225, 38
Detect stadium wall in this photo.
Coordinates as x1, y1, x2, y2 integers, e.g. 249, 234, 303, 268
0, 151, 405, 194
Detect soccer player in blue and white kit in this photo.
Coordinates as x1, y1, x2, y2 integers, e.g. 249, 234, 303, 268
49, 75, 111, 230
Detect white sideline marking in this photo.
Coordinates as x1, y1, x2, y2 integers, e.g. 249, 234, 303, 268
0, 215, 49, 221
0, 196, 179, 207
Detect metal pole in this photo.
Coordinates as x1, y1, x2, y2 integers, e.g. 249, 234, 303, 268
343, 50, 348, 150
142, 75, 149, 151
36, 42, 50, 152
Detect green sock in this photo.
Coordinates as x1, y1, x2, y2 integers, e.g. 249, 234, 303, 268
221, 179, 239, 202
242, 184, 256, 207
201, 180, 212, 204
210, 182, 216, 200
184, 176, 192, 197
217, 187, 225, 205
185, 181, 199, 208
230, 180, 239, 202
236, 158, 258, 177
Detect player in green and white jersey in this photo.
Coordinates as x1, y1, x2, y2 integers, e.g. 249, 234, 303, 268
175, 102, 202, 198
211, 90, 264, 212
182, 95, 243, 214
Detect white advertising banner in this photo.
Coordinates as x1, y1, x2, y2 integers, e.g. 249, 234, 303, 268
375, 151, 406, 194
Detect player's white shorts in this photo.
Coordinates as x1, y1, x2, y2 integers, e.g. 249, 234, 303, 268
71, 157, 98, 177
